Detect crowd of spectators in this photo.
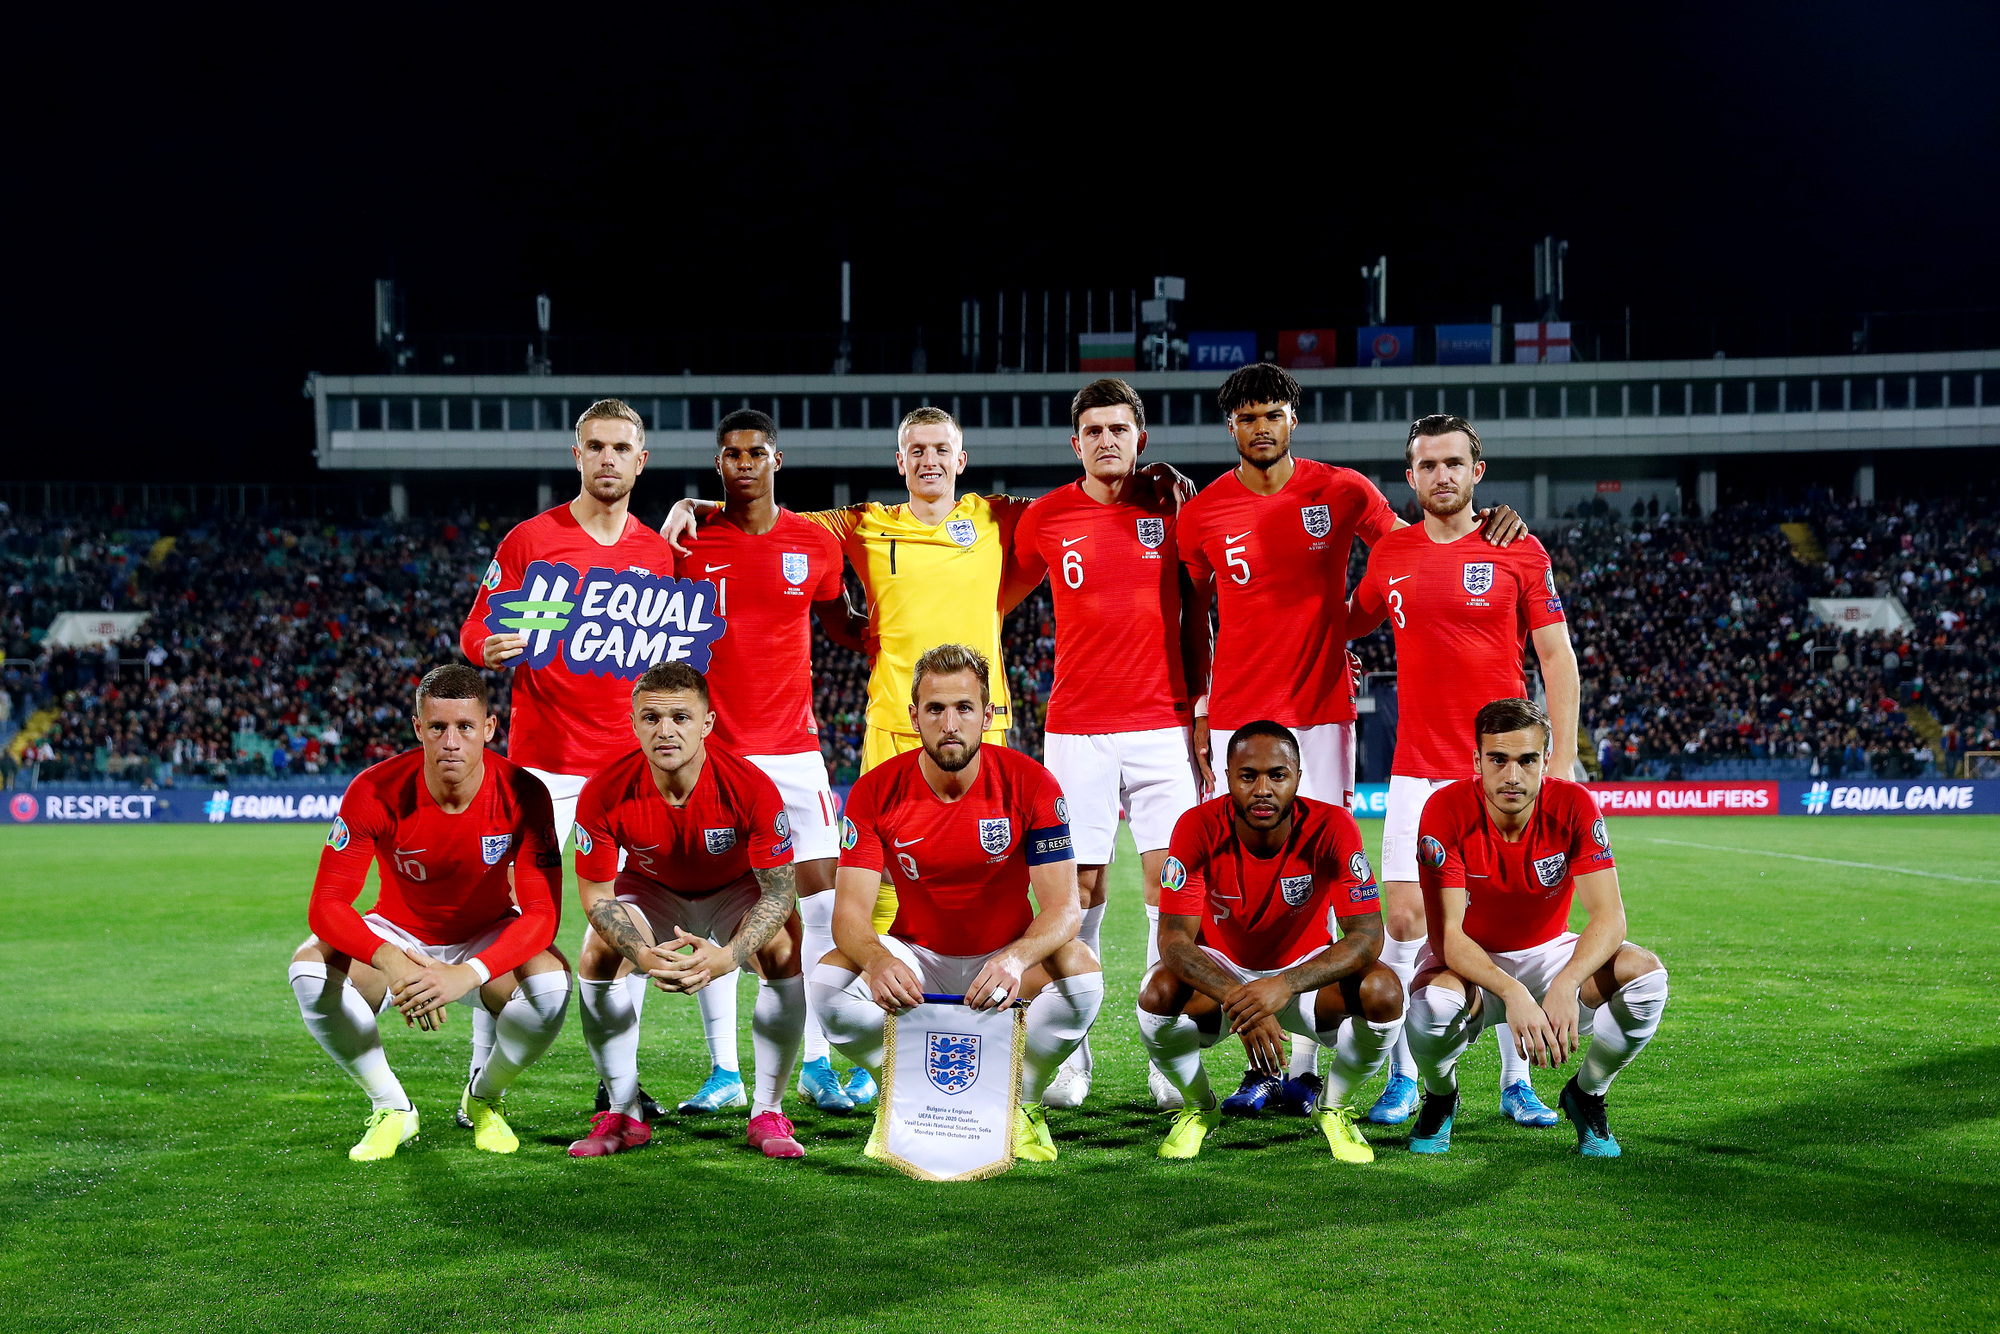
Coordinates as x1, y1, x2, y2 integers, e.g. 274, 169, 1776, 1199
3, 486, 1993, 789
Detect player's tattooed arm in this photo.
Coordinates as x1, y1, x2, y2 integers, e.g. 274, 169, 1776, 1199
1157, 913, 1240, 1003
584, 895, 654, 970
1280, 910, 1385, 994
730, 863, 799, 969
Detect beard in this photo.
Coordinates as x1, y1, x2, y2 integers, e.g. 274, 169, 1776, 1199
1422, 486, 1473, 519
588, 473, 636, 504
924, 736, 979, 772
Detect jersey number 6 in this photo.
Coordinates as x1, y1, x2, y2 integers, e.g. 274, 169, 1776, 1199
1062, 549, 1083, 589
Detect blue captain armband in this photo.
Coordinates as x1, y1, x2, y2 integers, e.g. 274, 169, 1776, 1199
1025, 823, 1073, 864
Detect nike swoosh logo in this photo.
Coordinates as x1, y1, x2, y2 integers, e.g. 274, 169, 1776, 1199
893, 837, 923, 847
1469, 873, 1488, 878
394, 848, 425, 855
1225, 532, 1251, 544
1061, 536, 1087, 547
705, 564, 730, 572
1389, 575, 1414, 586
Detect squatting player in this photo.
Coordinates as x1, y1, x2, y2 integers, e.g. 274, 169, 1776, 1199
1404, 698, 1670, 1157
288, 665, 570, 1161
1011, 378, 1211, 1109
459, 398, 700, 1118
809, 644, 1103, 1164
1139, 722, 1401, 1161
567, 662, 808, 1161
672, 408, 876, 1114
1346, 414, 1580, 1129
1178, 363, 1524, 1114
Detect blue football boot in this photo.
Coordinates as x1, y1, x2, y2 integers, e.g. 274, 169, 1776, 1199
842, 1066, 878, 1107
797, 1057, 855, 1114
1501, 1080, 1559, 1127
1407, 1088, 1458, 1154
1560, 1077, 1621, 1158
1365, 1072, 1421, 1125
1279, 1072, 1324, 1117
1220, 1070, 1284, 1118
676, 1066, 747, 1114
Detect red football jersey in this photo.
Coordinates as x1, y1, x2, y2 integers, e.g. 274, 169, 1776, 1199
574, 747, 794, 897
672, 508, 844, 756
308, 749, 563, 978
1179, 458, 1397, 730
459, 504, 678, 774
1159, 794, 1379, 970
838, 745, 1072, 956
1013, 481, 1191, 734
1354, 527, 1567, 780
1416, 776, 1616, 952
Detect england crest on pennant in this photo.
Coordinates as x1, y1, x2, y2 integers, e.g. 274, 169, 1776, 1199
925, 1032, 980, 1095
1301, 505, 1332, 538
978, 817, 1012, 854
782, 552, 809, 586
946, 519, 978, 548
704, 828, 738, 855
1135, 517, 1166, 549
1463, 562, 1495, 595
1533, 852, 1568, 887
481, 834, 513, 865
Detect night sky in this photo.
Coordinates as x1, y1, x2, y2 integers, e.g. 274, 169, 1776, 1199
9, 4, 1996, 482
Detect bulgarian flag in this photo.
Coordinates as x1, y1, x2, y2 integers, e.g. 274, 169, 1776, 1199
1078, 331, 1135, 372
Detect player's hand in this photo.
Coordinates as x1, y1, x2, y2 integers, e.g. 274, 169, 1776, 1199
482, 632, 527, 668
649, 928, 733, 994
862, 953, 927, 1014
660, 498, 704, 556
391, 954, 477, 1027
1538, 985, 1583, 1065
1237, 1013, 1286, 1076
967, 950, 1026, 1010
1136, 461, 1197, 507
1505, 989, 1567, 1068
1475, 504, 1528, 546
1222, 976, 1292, 1031
1190, 719, 1215, 798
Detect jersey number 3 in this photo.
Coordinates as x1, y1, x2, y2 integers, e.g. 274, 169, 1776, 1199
1388, 588, 1406, 629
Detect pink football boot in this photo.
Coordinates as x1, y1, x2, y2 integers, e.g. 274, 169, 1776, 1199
568, 1110, 652, 1158
746, 1111, 806, 1158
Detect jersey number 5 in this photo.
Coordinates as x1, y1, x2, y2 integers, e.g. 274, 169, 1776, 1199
1062, 549, 1083, 589
1225, 544, 1250, 585
1388, 588, 1405, 629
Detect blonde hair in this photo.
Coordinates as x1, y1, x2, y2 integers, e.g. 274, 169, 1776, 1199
910, 642, 990, 707
576, 398, 646, 444
897, 405, 961, 448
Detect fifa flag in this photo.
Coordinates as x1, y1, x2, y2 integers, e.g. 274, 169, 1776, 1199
1078, 331, 1136, 372
1514, 322, 1572, 363
873, 997, 1024, 1181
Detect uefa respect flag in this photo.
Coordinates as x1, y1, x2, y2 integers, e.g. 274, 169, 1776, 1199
868, 997, 1024, 1182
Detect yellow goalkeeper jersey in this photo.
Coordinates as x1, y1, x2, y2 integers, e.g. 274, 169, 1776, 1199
805, 494, 1030, 735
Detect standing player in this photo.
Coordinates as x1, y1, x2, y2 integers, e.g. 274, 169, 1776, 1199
1403, 697, 1669, 1157
808, 644, 1103, 1163
1011, 378, 1210, 1109
1138, 722, 1402, 1161
673, 408, 875, 1114
287, 665, 570, 1161
1179, 365, 1524, 1115
567, 662, 808, 1161
1346, 415, 1580, 1129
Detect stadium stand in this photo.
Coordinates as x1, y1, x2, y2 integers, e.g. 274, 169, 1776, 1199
2, 493, 1991, 788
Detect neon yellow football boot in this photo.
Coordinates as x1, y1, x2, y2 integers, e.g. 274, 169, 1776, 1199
349, 1106, 419, 1161
1158, 1103, 1224, 1159
1314, 1104, 1376, 1164
1015, 1103, 1058, 1162
460, 1087, 519, 1154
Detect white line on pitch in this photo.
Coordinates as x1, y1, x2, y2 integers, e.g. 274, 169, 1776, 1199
1642, 837, 2000, 885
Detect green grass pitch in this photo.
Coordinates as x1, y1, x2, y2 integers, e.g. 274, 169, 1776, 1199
0, 815, 1995, 1332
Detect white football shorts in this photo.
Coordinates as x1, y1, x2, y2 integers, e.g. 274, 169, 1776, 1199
1043, 726, 1199, 864
1413, 931, 1623, 1040
617, 874, 763, 954
1174, 942, 1332, 1042
1381, 774, 1456, 883
747, 748, 841, 863
823, 933, 1003, 1002
362, 911, 518, 1008
1211, 720, 1355, 810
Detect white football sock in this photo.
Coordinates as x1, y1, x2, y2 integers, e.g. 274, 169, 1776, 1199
1021, 974, 1104, 1104
289, 962, 409, 1112
1405, 984, 1474, 1096
1579, 968, 1670, 1096
1318, 1015, 1400, 1105
1495, 1023, 1532, 1089
578, 977, 642, 1118
1078, 903, 1106, 962
751, 976, 806, 1116
797, 891, 835, 1064
470, 971, 570, 1100
808, 964, 885, 1079
1136, 1009, 1215, 1109
696, 961, 742, 1073
1144, 905, 1162, 971
1379, 933, 1424, 1081
1287, 1033, 1319, 1079
621, 971, 650, 1090
468, 1006, 497, 1090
